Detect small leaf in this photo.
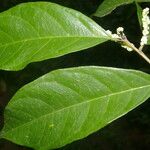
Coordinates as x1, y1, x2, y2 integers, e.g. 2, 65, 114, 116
1, 66, 150, 150
94, 0, 150, 17
0, 2, 109, 71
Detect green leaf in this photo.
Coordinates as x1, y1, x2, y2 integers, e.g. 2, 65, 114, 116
147, 37, 150, 44
94, 0, 150, 17
1, 66, 150, 150
0, 2, 109, 71
136, 2, 143, 28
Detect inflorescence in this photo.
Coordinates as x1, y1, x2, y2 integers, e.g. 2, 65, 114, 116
140, 8, 150, 47
105, 7, 150, 64
106, 7, 150, 52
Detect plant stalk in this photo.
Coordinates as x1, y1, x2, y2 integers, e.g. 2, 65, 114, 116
124, 40, 150, 64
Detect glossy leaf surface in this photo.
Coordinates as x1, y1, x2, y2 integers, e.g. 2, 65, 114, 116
94, 0, 150, 17
1, 67, 150, 150
0, 2, 109, 71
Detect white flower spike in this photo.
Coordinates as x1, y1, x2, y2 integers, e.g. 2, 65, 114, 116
117, 27, 124, 34
106, 30, 120, 40
105, 8, 150, 64
140, 7, 150, 47
106, 27, 133, 51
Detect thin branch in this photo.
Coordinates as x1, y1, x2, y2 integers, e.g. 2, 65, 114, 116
124, 40, 150, 64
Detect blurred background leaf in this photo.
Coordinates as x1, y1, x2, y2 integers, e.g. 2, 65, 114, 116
94, 0, 150, 17
136, 2, 143, 29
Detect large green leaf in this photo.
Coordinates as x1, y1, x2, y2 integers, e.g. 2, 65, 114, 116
1, 66, 150, 150
94, 0, 150, 17
0, 2, 109, 71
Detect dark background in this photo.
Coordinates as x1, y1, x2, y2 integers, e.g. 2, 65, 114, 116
0, 0, 150, 150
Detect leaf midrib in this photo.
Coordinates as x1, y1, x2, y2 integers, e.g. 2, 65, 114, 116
0, 36, 109, 49
2, 84, 150, 136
